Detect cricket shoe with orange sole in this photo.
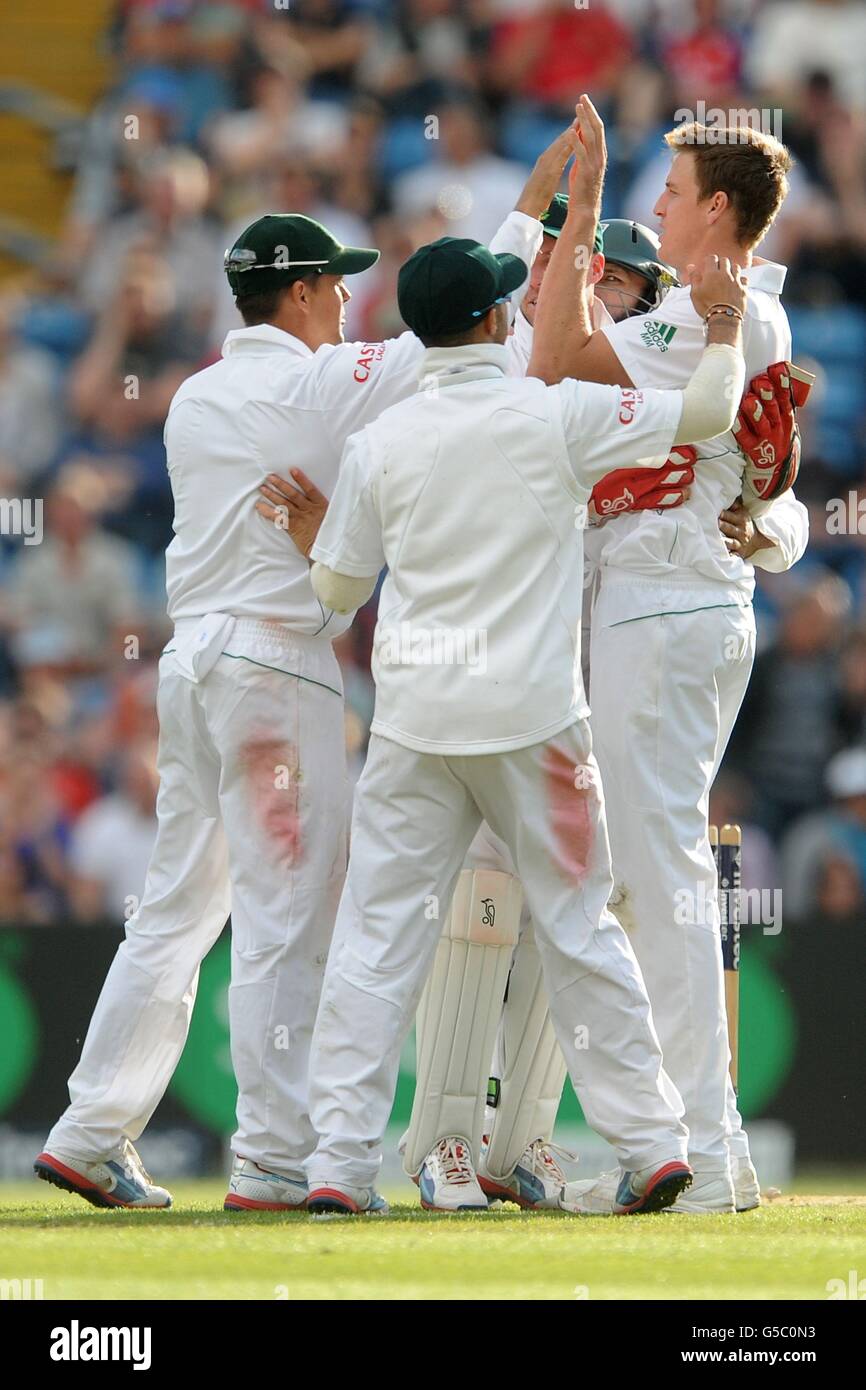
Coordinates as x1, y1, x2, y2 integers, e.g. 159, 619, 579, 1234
478, 1137, 570, 1210
224, 1156, 308, 1211
414, 1136, 489, 1211
307, 1183, 389, 1216
560, 1159, 692, 1215
34, 1139, 172, 1209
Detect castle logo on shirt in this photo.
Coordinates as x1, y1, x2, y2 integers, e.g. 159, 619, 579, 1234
640, 320, 678, 352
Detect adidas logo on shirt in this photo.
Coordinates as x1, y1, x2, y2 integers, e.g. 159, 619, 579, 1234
640, 320, 678, 352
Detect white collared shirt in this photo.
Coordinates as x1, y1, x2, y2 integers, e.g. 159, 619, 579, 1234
163, 323, 427, 632
163, 212, 542, 633
312, 343, 681, 754
587, 259, 808, 613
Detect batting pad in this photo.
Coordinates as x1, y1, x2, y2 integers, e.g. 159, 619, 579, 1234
402, 869, 522, 1178
485, 928, 568, 1181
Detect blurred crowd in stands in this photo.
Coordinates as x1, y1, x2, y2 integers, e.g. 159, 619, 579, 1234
1, 0, 866, 924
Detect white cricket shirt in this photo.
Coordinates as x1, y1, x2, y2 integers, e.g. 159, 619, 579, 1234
311, 342, 682, 754
589, 260, 808, 620
163, 212, 543, 637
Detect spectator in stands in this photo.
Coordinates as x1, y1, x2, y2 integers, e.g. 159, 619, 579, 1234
70, 246, 207, 448
69, 739, 158, 922
66, 244, 209, 550
360, 0, 482, 115
746, 0, 866, 114
392, 92, 527, 242
206, 63, 347, 216
661, 0, 742, 106
0, 296, 63, 483
0, 730, 71, 926
8, 467, 139, 675
780, 745, 866, 919
78, 149, 220, 334
728, 571, 852, 835
488, 0, 633, 115
64, 71, 185, 264
117, 0, 235, 145
263, 0, 376, 101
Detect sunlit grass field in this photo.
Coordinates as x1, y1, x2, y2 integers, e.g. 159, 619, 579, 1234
1, 1173, 864, 1301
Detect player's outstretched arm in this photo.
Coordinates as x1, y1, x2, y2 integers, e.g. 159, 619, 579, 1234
527, 95, 605, 386
514, 120, 581, 221
561, 258, 749, 492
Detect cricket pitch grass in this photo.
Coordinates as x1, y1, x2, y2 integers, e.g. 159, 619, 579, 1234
2, 1175, 865, 1300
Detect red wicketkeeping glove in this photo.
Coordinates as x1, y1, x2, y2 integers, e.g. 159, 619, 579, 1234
733, 360, 815, 504
590, 445, 697, 517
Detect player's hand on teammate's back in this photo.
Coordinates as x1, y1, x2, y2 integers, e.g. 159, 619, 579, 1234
718, 499, 774, 559
688, 255, 748, 320
256, 468, 330, 559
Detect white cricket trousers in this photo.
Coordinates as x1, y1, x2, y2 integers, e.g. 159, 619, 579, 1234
589, 584, 756, 1167
47, 621, 348, 1177
307, 721, 687, 1189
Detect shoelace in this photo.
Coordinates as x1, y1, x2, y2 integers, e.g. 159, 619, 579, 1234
526, 1139, 576, 1185
436, 1138, 476, 1186
118, 1139, 153, 1186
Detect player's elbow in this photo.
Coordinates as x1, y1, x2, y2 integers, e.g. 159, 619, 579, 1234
310, 560, 377, 615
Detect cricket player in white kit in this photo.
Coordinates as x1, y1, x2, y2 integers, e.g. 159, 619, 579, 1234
403, 125, 811, 1212
300, 105, 756, 1217
551, 120, 809, 1215
35, 194, 548, 1211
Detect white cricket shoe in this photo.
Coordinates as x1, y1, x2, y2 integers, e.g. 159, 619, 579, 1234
417, 1137, 489, 1211
223, 1156, 308, 1211
732, 1154, 761, 1211
478, 1138, 569, 1210
669, 1167, 736, 1213
307, 1182, 389, 1216
34, 1140, 172, 1209
560, 1159, 692, 1215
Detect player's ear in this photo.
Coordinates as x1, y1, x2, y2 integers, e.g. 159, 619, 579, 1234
706, 189, 730, 227
291, 276, 317, 314
484, 303, 504, 340
589, 252, 605, 286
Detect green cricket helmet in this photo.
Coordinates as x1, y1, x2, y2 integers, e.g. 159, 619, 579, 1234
598, 219, 679, 316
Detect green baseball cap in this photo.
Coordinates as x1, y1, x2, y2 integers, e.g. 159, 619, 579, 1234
397, 236, 528, 337
224, 214, 379, 295
539, 193, 604, 253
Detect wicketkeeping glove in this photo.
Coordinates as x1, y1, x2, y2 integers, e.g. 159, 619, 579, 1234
733, 360, 815, 505
590, 445, 697, 516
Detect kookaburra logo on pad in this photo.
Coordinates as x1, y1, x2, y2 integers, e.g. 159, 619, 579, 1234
598, 487, 635, 514
480, 898, 496, 926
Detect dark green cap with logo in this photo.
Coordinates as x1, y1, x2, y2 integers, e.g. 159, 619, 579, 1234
397, 236, 528, 337
224, 214, 379, 295
539, 193, 604, 253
